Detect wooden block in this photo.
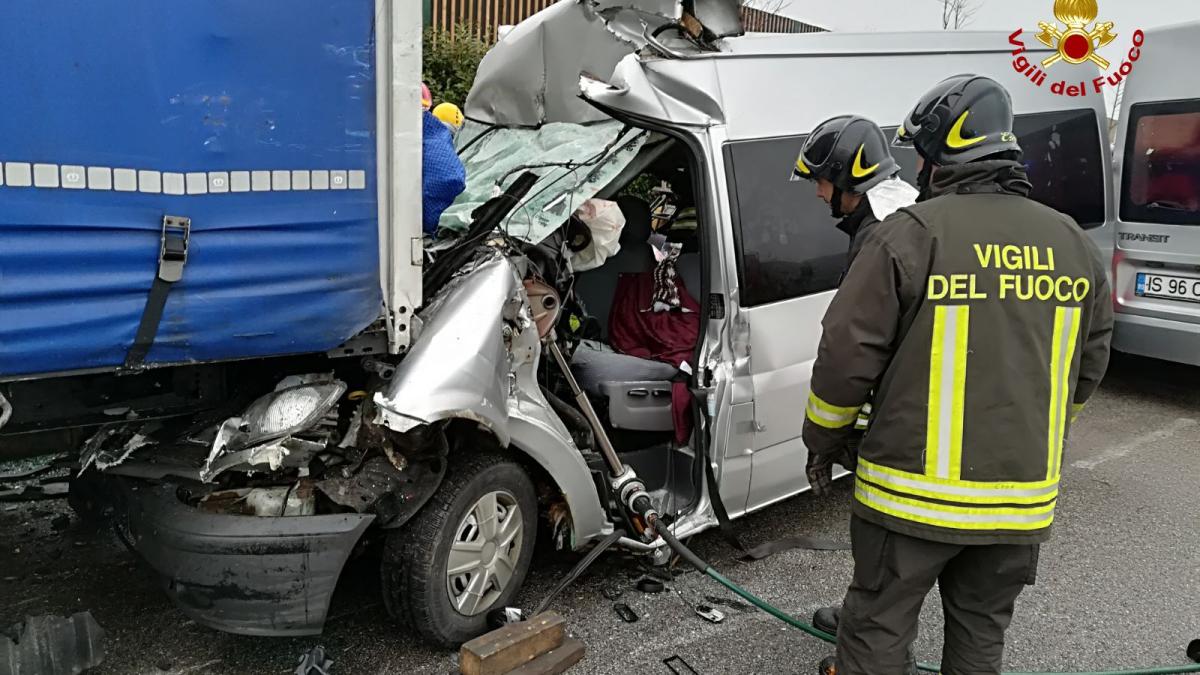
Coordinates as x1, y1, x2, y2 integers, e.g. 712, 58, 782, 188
459, 613, 566, 675
506, 637, 585, 675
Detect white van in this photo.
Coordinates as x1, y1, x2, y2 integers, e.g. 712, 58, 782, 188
54, 3, 1114, 647
1111, 21, 1200, 366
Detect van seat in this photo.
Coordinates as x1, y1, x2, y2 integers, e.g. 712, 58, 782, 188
570, 342, 677, 433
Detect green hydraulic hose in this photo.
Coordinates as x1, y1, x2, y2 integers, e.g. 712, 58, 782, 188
651, 521, 1200, 675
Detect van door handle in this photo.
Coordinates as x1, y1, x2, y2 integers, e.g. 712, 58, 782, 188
628, 389, 649, 398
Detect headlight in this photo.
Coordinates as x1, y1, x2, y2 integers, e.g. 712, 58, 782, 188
241, 381, 346, 443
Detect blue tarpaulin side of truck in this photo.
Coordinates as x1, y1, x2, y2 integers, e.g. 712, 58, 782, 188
0, 1, 383, 378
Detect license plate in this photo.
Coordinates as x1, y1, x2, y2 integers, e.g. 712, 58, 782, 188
1136, 272, 1200, 304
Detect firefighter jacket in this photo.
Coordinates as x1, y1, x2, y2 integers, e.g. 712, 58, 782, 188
801, 160, 1114, 545
838, 198, 880, 278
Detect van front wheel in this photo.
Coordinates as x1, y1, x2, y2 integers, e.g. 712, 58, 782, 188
380, 452, 537, 646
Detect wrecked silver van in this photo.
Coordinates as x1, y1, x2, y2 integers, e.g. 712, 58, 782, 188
69, 1, 1114, 646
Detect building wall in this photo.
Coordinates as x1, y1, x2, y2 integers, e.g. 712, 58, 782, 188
425, 1, 825, 42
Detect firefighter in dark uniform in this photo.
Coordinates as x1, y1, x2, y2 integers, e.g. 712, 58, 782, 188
793, 116, 918, 496
791, 115, 913, 280
802, 74, 1114, 675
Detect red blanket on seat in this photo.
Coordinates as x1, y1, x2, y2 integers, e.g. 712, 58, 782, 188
608, 272, 700, 445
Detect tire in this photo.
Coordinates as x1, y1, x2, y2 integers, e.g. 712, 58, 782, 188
381, 452, 538, 646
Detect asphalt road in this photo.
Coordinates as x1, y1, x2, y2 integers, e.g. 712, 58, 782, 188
1, 352, 1197, 675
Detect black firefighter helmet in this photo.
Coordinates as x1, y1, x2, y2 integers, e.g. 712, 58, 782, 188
894, 74, 1022, 165
791, 115, 900, 194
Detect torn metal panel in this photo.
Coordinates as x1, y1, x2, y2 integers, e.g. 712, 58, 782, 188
0, 611, 105, 675
580, 54, 725, 126
685, 0, 744, 38
78, 424, 156, 474
126, 482, 373, 636
465, 1, 639, 127
464, 0, 744, 128
373, 255, 523, 442
200, 436, 324, 484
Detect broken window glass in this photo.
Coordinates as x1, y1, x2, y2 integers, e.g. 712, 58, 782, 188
440, 121, 648, 244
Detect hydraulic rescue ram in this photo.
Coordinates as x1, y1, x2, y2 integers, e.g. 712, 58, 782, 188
545, 335, 655, 538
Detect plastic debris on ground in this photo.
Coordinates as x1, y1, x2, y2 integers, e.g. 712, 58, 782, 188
0, 611, 105, 675
294, 645, 333, 675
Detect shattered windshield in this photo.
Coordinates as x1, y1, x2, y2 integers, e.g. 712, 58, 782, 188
439, 120, 648, 244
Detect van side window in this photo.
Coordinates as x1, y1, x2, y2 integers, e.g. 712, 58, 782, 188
725, 137, 851, 306
1014, 109, 1107, 229
1120, 100, 1200, 226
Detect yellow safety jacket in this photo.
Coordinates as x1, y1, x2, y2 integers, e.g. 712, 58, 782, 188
802, 161, 1113, 545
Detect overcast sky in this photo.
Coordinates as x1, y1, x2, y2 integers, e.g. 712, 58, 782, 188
777, 0, 1199, 33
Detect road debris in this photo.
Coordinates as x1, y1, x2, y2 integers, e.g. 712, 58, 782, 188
0, 483, 70, 502
293, 645, 333, 675
613, 603, 638, 623
0, 611, 105, 675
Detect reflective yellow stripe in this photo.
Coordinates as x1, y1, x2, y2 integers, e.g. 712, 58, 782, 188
1070, 402, 1086, 424
855, 480, 1056, 531
857, 459, 1059, 505
926, 305, 970, 479
949, 307, 969, 480
1048, 307, 1082, 479
805, 392, 861, 430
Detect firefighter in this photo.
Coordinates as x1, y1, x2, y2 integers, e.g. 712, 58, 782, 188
802, 74, 1114, 675
791, 115, 918, 280
793, 117, 918, 492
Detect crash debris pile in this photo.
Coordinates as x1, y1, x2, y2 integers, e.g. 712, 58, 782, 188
76, 373, 450, 528
459, 612, 584, 675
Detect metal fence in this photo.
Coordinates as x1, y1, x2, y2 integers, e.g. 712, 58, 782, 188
425, 0, 826, 42
426, 0, 559, 40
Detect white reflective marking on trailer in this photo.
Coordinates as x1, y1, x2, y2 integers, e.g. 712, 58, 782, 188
292, 170, 311, 191
113, 169, 137, 192
138, 170, 162, 194
87, 167, 113, 190
230, 171, 251, 193
251, 171, 271, 192
163, 173, 185, 195
61, 165, 86, 189
208, 172, 230, 193
186, 172, 208, 195
5, 163, 31, 187
33, 163, 59, 188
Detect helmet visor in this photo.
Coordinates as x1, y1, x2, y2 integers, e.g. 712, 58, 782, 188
790, 131, 838, 182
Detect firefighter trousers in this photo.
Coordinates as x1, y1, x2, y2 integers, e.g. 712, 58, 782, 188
835, 515, 1040, 675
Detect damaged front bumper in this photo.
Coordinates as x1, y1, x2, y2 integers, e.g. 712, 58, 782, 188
123, 481, 373, 637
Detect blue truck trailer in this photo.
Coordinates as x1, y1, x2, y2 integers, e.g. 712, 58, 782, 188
0, 0, 431, 639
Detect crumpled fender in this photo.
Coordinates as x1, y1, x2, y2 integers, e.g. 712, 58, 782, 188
373, 255, 517, 443
373, 254, 609, 547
